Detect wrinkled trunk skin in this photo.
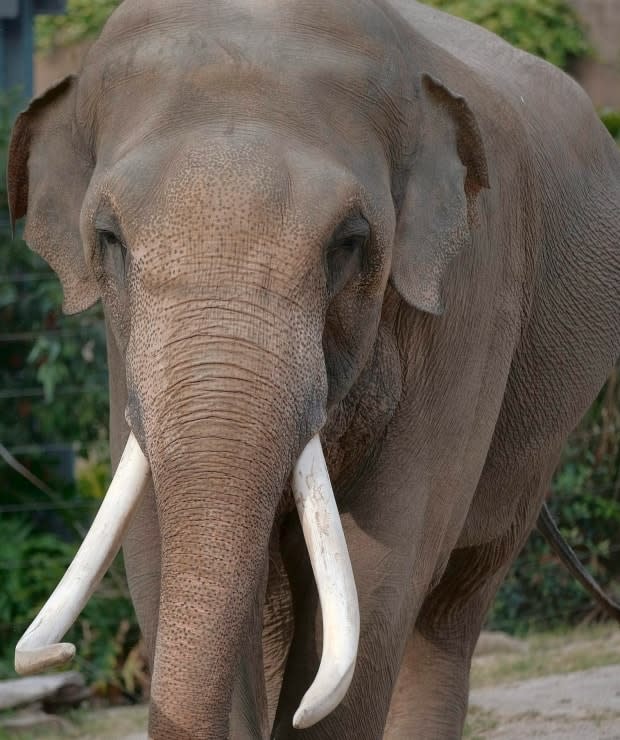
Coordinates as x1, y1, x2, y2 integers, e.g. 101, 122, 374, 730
129, 299, 324, 739
149, 437, 273, 738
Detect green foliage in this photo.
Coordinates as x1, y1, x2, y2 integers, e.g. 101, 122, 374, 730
599, 108, 620, 144
76, 448, 112, 500
422, 0, 589, 68
35, 0, 121, 51
0, 518, 75, 662
489, 375, 620, 632
0, 96, 108, 453
0, 95, 141, 694
0, 517, 143, 697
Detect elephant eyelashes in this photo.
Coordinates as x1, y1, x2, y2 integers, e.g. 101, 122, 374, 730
97, 229, 129, 282
326, 216, 369, 296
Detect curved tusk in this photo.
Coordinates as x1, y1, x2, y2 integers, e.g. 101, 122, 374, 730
291, 434, 360, 729
15, 433, 149, 676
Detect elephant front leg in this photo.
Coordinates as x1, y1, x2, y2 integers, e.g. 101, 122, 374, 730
273, 513, 415, 740
384, 599, 481, 737
385, 538, 525, 739
385, 624, 475, 739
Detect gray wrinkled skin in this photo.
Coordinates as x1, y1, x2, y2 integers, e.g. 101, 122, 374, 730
8, 1, 619, 738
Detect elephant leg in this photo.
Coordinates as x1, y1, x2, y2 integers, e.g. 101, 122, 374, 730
385, 479, 550, 740
274, 484, 547, 738
230, 563, 271, 740
122, 482, 161, 670
228, 521, 294, 738
262, 531, 294, 729
273, 513, 415, 740
385, 628, 470, 740
384, 555, 503, 739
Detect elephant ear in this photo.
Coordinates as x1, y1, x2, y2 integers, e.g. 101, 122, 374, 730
8, 75, 98, 314
391, 73, 490, 315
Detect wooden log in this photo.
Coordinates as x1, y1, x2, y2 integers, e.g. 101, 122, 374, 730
0, 671, 85, 711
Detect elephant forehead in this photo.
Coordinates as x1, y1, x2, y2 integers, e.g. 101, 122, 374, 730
77, 0, 409, 157
94, 138, 362, 283
135, 143, 297, 242
94, 131, 366, 242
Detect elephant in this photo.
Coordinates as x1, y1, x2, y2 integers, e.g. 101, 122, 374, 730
7, 0, 620, 737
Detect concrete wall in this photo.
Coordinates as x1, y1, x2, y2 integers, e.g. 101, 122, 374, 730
34, 2, 620, 108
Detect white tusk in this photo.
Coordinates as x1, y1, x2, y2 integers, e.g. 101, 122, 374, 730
291, 434, 360, 729
15, 433, 149, 676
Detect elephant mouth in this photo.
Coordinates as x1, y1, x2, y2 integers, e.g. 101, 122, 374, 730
13, 432, 359, 730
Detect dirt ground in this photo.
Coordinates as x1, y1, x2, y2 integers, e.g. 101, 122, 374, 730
468, 663, 620, 738
466, 626, 620, 739
2, 625, 619, 739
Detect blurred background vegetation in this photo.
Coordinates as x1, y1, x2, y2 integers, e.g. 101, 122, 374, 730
1, 0, 618, 706
0, 89, 144, 701
423, 0, 590, 67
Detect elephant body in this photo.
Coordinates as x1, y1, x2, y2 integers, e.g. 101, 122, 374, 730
8, 1, 619, 737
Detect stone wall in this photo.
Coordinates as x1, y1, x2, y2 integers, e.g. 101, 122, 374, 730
34, 2, 620, 108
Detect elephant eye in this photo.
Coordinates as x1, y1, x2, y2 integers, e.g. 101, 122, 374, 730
97, 229, 128, 279
326, 216, 369, 296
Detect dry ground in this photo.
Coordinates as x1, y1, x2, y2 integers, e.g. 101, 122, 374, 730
466, 624, 620, 739
1, 625, 619, 739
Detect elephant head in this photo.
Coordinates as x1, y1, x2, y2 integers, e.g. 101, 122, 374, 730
8, 0, 488, 735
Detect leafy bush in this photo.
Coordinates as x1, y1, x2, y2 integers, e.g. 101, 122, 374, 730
35, 0, 120, 51
0, 517, 147, 698
1, 95, 144, 695
489, 373, 620, 632
600, 108, 620, 144
0, 95, 108, 453
0, 517, 75, 676
422, 0, 589, 68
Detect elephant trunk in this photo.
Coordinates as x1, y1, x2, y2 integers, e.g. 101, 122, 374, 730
140, 334, 295, 736
140, 320, 358, 736
148, 423, 278, 737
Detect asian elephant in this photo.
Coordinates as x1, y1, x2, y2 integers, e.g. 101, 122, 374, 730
7, 0, 620, 738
